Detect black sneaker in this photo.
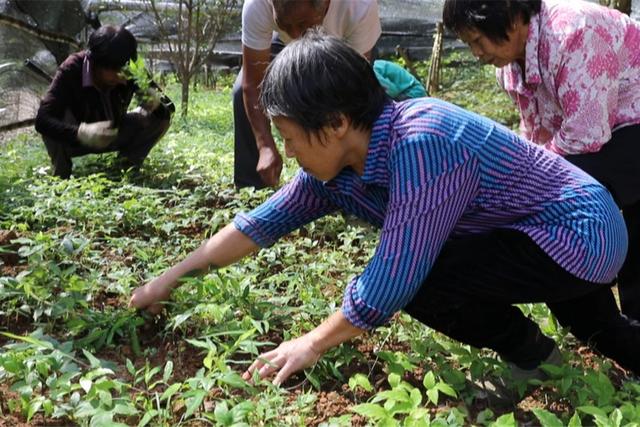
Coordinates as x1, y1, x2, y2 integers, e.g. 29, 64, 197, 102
468, 345, 563, 408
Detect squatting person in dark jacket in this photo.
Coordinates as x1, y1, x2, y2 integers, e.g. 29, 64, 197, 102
35, 25, 174, 178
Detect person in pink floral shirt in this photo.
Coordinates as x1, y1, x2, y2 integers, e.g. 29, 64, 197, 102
443, 0, 640, 322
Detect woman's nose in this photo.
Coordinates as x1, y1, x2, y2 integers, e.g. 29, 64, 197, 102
288, 27, 304, 39
470, 44, 484, 59
284, 143, 295, 158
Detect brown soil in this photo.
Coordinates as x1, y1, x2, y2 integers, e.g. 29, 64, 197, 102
0, 314, 34, 346
0, 230, 20, 266
101, 319, 205, 386
99, 248, 135, 269
90, 291, 122, 310
308, 391, 366, 426
0, 264, 27, 277
570, 345, 630, 390
178, 223, 206, 238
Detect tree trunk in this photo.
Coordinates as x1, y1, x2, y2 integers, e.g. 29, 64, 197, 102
600, 0, 632, 14
427, 22, 444, 95
181, 77, 190, 118
617, 0, 632, 14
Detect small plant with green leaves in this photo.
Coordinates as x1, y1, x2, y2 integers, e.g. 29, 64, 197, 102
123, 56, 152, 93
350, 371, 459, 426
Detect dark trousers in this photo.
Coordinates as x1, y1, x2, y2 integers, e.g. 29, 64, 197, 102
43, 108, 170, 178
566, 124, 640, 320
233, 37, 285, 189
405, 229, 640, 374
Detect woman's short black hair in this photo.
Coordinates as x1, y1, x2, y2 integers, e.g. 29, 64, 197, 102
443, 0, 541, 42
259, 28, 389, 136
88, 25, 137, 70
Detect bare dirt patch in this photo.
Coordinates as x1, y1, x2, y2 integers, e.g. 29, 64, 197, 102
309, 391, 366, 426
0, 230, 20, 266
0, 314, 34, 346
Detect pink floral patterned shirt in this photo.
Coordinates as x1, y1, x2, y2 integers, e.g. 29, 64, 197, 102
496, 0, 640, 155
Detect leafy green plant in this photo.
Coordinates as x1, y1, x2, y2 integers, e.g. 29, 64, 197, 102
124, 57, 153, 93
351, 372, 459, 426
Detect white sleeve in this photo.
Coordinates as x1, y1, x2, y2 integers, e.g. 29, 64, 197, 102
346, 0, 381, 55
241, 0, 274, 51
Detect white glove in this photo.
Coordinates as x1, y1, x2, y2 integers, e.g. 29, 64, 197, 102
77, 121, 118, 149
140, 88, 162, 112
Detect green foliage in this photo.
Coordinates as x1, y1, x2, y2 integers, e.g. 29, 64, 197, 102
348, 373, 373, 393
123, 56, 153, 93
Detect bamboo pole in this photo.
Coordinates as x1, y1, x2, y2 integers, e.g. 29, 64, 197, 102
427, 22, 444, 95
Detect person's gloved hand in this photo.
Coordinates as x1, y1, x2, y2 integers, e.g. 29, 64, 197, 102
77, 120, 118, 149
140, 88, 162, 112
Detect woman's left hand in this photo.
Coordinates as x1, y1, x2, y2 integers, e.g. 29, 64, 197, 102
243, 334, 323, 385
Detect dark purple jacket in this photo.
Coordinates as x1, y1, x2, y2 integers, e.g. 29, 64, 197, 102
35, 51, 136, 145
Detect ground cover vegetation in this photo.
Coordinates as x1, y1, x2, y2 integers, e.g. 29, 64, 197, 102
0, 51, 638, 426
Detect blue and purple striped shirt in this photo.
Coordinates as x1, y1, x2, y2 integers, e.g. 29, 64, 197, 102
234, 98, 627, 330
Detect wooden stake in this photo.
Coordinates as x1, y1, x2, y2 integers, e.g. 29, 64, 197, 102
427, 22, 444, 95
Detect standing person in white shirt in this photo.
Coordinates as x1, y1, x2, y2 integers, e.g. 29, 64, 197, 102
233, 0, 381, 189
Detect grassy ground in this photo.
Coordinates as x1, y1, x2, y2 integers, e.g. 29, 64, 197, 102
0, 54, 639, 427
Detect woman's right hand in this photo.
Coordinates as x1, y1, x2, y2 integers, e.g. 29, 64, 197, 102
129, 278, 172, 314
128, 224, 259, 315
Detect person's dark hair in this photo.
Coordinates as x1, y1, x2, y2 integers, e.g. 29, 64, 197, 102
87, 25, 137, 70
443, 0, 541, 42
259, 28, 389, 138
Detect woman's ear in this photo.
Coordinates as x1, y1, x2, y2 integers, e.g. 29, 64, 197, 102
333, 114, 350, 140
320, 114, 350, 146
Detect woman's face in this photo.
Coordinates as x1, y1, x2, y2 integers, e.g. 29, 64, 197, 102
93, 66, 127, 89
458, 24, 527, 67
272, 116, 346, 182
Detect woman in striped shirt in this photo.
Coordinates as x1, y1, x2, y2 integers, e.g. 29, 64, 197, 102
130, 31, 640, 392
